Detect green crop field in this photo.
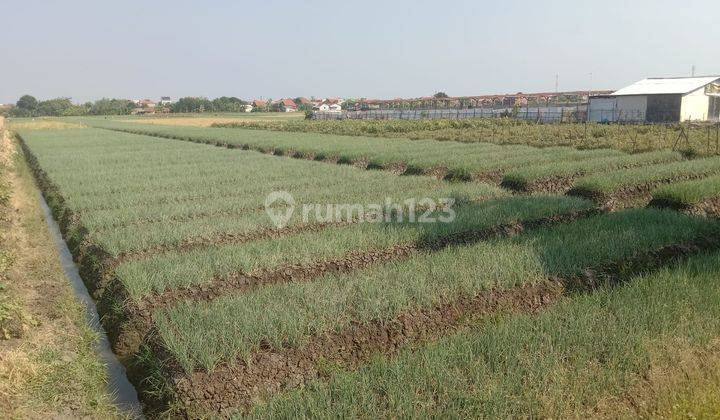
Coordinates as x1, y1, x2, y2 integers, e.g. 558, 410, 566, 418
14, 122, 720, 417
569, 156, 720, 206
501, 150, 683, 192
250, 250, 720, 418
207, 117, 720, 156
83, 119, 626, 182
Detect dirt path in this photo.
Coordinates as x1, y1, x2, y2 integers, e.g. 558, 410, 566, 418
0, 129, 121, 418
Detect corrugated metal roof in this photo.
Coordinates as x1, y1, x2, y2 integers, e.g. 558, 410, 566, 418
611, 76, 720, 96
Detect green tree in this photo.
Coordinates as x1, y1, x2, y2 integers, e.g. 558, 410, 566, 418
90, 98, 134, 115
171, 97, 214, 113
433, 92, 449, 99
211, 96, 247, 112
16, 95, 38, 112
36, 98, 74, 116
341, 99, 358, 111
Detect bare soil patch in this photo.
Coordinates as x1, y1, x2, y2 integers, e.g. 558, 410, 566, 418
502, 175, 579, 194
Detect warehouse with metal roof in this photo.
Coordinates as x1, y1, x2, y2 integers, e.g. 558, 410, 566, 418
588, 76, 720, 123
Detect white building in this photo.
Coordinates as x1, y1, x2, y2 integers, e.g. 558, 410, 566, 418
313, 100, 342, 113
588, 76, 720, 123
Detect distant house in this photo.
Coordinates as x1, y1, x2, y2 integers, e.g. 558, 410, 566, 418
159, 96, 173, 105
325, 97, 344, 105
271, 98, 297, 112
313, 99, 342, 113
139, 99, 156, 108
314, 103, 330, 112
243, 104, 253, 113
296, 97, 311, 106
252, 99, 268, 110
281, 98, 298, 112
588, 76, 720, 122
131, 99, 157, 115
358, 99, 381, 110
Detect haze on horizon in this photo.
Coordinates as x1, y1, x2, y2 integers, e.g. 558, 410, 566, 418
1, 0, 718, 104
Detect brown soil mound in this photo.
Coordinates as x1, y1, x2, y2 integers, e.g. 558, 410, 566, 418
423, 166, 449, 179
351, 158, 370, 169
529, 175, 579, 194
323, 155, 341, 164
472, 170, 504, 184
383, 162, 407, 175
650, 196, 720, 218
689, 196, 720, 217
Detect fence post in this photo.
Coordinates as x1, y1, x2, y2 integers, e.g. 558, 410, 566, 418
708, 125, 711, 155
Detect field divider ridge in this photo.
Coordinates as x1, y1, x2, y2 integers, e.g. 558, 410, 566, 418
145, 233, 720, 416
106, 206, 603, 360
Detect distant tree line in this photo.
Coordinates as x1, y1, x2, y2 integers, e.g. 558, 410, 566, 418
3, 95, 135, 117
171, 96, 248, 113
1, 94, 251, 117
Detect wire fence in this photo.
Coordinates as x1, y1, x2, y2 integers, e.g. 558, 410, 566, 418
310, 109, 720, 155
313, 107, 590, 123
313, 107, 716, 124
582, 122, 720, 155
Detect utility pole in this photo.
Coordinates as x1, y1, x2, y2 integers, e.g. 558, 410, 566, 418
692, 65, 696, 77
555, 74, 559, 94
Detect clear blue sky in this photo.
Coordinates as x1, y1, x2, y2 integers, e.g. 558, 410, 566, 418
1, 0, 718, 103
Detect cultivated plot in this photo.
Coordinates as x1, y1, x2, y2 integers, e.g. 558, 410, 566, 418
85, 120, 625, 182
569, 157, 720, 207
17, 125, 720, 417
